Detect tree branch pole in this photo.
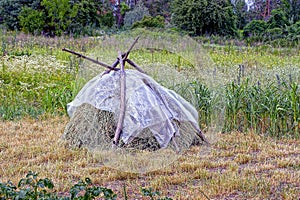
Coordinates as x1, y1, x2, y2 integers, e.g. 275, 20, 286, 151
126, 59, 146, 74
113, 51, 127, 145
102, 36, 140, 75
62, 48, 119, 71
194, 125, 210, 145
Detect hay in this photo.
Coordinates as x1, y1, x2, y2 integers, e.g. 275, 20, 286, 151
62, 103, 203, 152
62, 103, 161, 151
62, 103, 115, 149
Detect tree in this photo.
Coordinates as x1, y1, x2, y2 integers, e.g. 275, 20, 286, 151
171, 0, 237, 36
41, 0, 78, 36
0, 0, 41, 30
268, 8, 289, 28
280, 0, 300, 24
123, 1, 150, 28
231, 0, 248, 29
143, 0, 171, 20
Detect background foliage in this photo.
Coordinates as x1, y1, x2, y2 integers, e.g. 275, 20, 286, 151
0, 0, 299, 44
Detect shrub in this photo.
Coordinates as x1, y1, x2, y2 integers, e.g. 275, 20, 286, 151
268, 9, 289, 29
132, 15, 165, 29
0, 172, 173, 199
19, 6, 45, 35
100, 11, 115, 28
243, 20, 267, 38
287, 21, 300, 41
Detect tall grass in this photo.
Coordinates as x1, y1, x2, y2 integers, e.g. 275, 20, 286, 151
223, 79, 299, 138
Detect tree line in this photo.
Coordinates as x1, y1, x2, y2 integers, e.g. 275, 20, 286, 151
0, 0, 299, 44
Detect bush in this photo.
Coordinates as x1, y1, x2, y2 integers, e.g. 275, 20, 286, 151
19, 7, 45, 35
287, 21, 300, 41
132, 15, 165, 29
100, 11, 115, 28
243, 20, 267, 37
264, 27, 284, 40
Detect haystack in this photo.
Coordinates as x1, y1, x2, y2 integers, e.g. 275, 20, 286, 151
61, 37, 208, 153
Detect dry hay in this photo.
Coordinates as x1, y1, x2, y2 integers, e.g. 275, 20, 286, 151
62, 103, 161, 152
62, 103, 203, 153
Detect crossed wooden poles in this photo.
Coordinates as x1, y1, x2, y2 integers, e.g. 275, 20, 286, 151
62, 37, 209, 150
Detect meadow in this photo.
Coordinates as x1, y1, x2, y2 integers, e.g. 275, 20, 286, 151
0, 30, 299, 199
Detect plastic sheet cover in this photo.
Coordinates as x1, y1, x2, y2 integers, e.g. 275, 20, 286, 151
67, 70, 200, 148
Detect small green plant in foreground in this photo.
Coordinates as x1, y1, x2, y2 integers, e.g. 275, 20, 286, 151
0, 171, 116, 200
141, 188, 172, 200
0, 172, 173, 200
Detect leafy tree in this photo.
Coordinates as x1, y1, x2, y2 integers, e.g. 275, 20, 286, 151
143, 0, 172, 20
68, 0, 115, 34
171, 0, 237, 36
287, 21, 300, 41
280, 0, 300, 24
202, 0, 237, 36
231, 0, 248, 29
0, 0, 41, 30
123, 1, 150, 28
41, 0, 78, 36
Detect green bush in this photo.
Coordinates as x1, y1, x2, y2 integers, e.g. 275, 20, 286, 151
19, 7, 45, 35
264, 27, 284, 40
100, 11, 115, 28
0, 172, 117, 200
243, 20, 267, 38
287, 21, 300, 41
268, 9, 289, 29
132, 15, 165, 29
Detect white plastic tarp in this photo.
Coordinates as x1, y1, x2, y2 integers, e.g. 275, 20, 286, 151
67, 70, 199, 148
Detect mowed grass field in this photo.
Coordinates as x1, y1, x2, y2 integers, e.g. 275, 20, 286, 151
0, 117, 299, 199
0, 30, 299, 199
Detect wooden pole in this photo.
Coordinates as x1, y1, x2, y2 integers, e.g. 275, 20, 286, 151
103, 36, 140, 75
126, 59, 146, 74
113, 51, 127, 145
193, 125, 210, 145
62, 48, 119, 71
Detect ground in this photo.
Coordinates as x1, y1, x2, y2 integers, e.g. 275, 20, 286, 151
0, 117, 299, 199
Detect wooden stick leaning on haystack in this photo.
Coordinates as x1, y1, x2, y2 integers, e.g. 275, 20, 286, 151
62, 37, 209, 149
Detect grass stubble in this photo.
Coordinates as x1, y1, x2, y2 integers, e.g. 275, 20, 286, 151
0, 117, 299, 199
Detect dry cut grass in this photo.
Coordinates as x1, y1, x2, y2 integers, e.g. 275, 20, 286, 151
0, 117, 299, 199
